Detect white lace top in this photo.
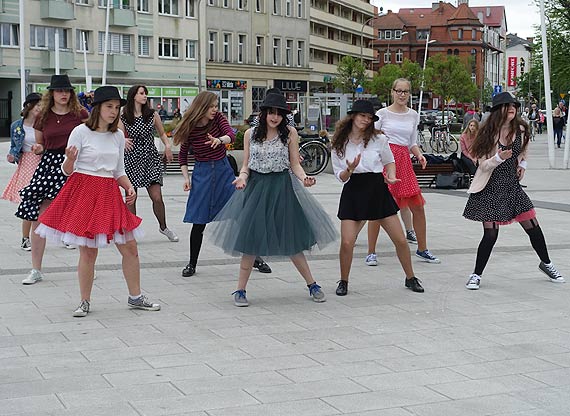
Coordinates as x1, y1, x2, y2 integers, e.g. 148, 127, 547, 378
247, 130, 290, 173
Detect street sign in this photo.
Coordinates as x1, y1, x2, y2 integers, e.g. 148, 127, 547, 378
355, 85, 364, 94
492, 85, 502, 97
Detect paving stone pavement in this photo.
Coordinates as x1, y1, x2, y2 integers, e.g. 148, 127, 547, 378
0, 135, 569, 415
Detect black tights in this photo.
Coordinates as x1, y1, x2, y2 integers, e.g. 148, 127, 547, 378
189, 224, 206, 267
474, 218, 551, 275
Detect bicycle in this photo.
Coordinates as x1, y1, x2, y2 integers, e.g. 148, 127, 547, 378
529, 120, 537, 141
417, 126, 428, 152
429, 123, 459, 154
298, 131, 330, 175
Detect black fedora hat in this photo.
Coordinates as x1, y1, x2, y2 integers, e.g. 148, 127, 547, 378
348, 100, 379, 122
491, 92, 520, 111
47, 74, 74, 90
260, 93, 290, 113
23, 92, 42, 108
92, 86, 127, 107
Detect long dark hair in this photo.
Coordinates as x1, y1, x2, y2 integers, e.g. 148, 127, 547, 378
85, 102, 120, 132
471, 105, 530, 158
332, 114, 379, 158
252, 108, 290, 145
122, 85, 155, 125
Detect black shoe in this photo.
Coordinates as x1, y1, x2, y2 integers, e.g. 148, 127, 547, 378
182, 263, 195, 277
336, 280, 348, 296
405, 277, 424, 293
253, 258, 272, 273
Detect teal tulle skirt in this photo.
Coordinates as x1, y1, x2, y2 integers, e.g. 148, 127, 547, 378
209, 170, 338, 257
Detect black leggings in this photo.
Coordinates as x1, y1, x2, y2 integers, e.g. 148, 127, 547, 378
189, 224, 206, 267
474, 218, 551, 275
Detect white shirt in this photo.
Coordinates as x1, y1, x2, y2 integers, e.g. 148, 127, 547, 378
332, 134, 395, 183
22, 125, 36, 152
374, 107, 419, 149
64, 124, 126, 179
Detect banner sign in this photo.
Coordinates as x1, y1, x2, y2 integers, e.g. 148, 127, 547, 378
508, 56, 517, 87
207, 79, 247, 90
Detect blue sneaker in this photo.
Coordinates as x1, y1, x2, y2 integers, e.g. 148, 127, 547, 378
415, 249, 441, 264
232, 289, 249, 307
308, 282, 326, 302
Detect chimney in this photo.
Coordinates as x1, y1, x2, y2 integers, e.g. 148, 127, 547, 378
526, 37, 534, 43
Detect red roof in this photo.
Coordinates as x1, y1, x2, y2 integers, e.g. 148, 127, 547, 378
470, 6, 506, 28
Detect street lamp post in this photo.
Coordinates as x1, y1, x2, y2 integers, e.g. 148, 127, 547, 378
360, 8, 383, 67
197, 0, 204, 91
417, 33, 436, 116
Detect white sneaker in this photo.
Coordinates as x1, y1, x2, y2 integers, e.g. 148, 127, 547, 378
365, 253, 378, 266
72, 300, 90, 317
22, 269, 44, 285
64, 243, 76, 250
159, 227, 179, 242
465, 273, 481, 290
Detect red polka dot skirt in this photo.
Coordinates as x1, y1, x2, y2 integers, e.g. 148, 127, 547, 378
36, 173, 143, 248
386, 144, 425, 208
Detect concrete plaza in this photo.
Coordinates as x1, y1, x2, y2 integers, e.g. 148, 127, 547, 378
0, 135, 569, 416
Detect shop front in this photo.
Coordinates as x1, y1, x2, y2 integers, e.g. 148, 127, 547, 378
274, 79, 307, 114
207, 79, 247, 126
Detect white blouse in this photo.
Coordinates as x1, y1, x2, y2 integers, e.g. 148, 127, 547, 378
374, 107, 419, 149
64, 124, 126, 179
22, 125, 36, 152
332, 134, 395, 183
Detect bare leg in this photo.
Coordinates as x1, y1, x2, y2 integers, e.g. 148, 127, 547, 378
367, 220, 381, 255
340, 220, 366, 281
147, 183, 167, 230
400, 207, 413, 231
31, 200, 51, 270
78, 246, 98, 300
115, 239, 141, 296
290, 252, 316, 285
22, 220, 32, 239
379, 215, 414, 278
409, 204, 428, 252
237, 254, 256, 290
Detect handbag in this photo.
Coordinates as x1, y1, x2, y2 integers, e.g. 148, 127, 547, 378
435, 172, 463, 189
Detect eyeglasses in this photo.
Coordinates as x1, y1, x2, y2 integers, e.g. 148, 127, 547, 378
393, 89, 410, 96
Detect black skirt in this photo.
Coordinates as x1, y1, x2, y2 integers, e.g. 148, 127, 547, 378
338, 172, 400, 221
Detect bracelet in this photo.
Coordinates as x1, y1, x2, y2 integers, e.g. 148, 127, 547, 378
239, 171, 249, 176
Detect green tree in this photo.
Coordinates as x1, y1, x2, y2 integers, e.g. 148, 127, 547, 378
425, 54, 478, 122
368, 64, 402, 105
333, 56, 367, 102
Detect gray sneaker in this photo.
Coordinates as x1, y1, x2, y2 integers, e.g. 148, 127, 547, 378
308, 282, 326, 302
159, 227, 179, 242
539, 262, 565, 283
21, 237, 31, 251
406, 230, 418, 244
128, 295, 161, 311
465, 273, 481, 290
232, 289, 249, 307
22, 269, 44, 285
72, 300, 90, 317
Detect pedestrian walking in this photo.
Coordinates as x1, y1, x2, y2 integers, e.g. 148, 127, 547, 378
463, 92, 564, 290
208, 93, 337, 306
119, 85, 179, 242
367, 78, 441, 265
16, 74, 89, 285
552, 107, 565, 149
331, 100, 424, 296
35, 86, 161, 316
2, 93, 43, 251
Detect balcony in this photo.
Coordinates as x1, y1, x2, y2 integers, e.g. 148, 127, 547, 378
41, 50, 75, 70
108, 54, 135, 72
110, 7, 135, 27
40, 0, 75, 20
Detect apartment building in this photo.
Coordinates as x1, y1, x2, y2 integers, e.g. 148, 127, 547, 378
309, 0, 375, 93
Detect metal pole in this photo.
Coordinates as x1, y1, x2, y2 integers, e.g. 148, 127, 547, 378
539, 0, 555, 168
564, 95, 570, 167
417, 33, 431, 116
360, 16, 375, 67
197, 0, 203, 90
82, 31, 90, 91
102, 0, 111, 85
18, 0, 26, 104
54, 31, 60, 75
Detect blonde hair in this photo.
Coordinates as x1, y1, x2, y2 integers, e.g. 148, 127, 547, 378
173, 91, 218, 146
462, 119, 479, 136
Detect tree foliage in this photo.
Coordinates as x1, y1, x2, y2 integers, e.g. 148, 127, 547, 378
333, 56, 367, 102
367, 59, 422, 105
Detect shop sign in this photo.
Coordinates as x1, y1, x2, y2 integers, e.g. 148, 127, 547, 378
274, 80, 308, 92
207, 79, 247, 90
507, 57, 517, 87
146, 87, 161, 96
162, 88, 181, 97
182, 87, 199, 96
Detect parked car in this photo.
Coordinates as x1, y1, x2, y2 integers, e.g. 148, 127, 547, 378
433, 110, 458, 124
419, 111, 437, 130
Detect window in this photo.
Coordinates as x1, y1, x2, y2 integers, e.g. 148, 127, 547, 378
138, 0, 149, 11
395, 48, 403, 63
75, 0, 89, 5
272, 37, 281, 65
296, 40, 304, 66
472, 29, 476, 40
285, 0, 291, 16
222, 0, 229, 7
458, 28, 463, 40
185, 0, 195, 16
237, 34, 246, 63
138, 35, 150, 56
453, 49, 459, 55
377, 29, 383, 40
417, 30, 429, 40
223, 33, 231, 61
0, 23, 19, 47
447, 49, 452, 55
297, 0, 302, 17
255, 35, 263, 64
208, 0, 215, 5
383, 50, 391, 63
237, 0, 246, 9
158, 0, 179, 15
252, 87, 265, 112
30, 26, 68, 50
395, 30, 402, 39
76, 30, 91, 52
255, 0, 262, 12
273, 0, 280, 15
158, 37, 179, 58
384, 30, 391, 40
186, 39, 196, 59
285, 39, 292, 66
208, 31, 217, 60
98, 31, 131, 54
99, 0, 131, 8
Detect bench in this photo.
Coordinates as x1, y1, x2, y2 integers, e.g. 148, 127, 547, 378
412, 162, 456, 188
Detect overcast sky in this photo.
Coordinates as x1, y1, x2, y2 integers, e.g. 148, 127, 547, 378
370, 0, 541, 39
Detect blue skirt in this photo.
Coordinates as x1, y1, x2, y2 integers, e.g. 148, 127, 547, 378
208, 170, 338, 257
183, 157, 236, 224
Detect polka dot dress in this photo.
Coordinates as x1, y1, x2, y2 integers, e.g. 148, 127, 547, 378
463, 133, 534, 223
121, 114, 164, 189
1, 152, 42, 203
